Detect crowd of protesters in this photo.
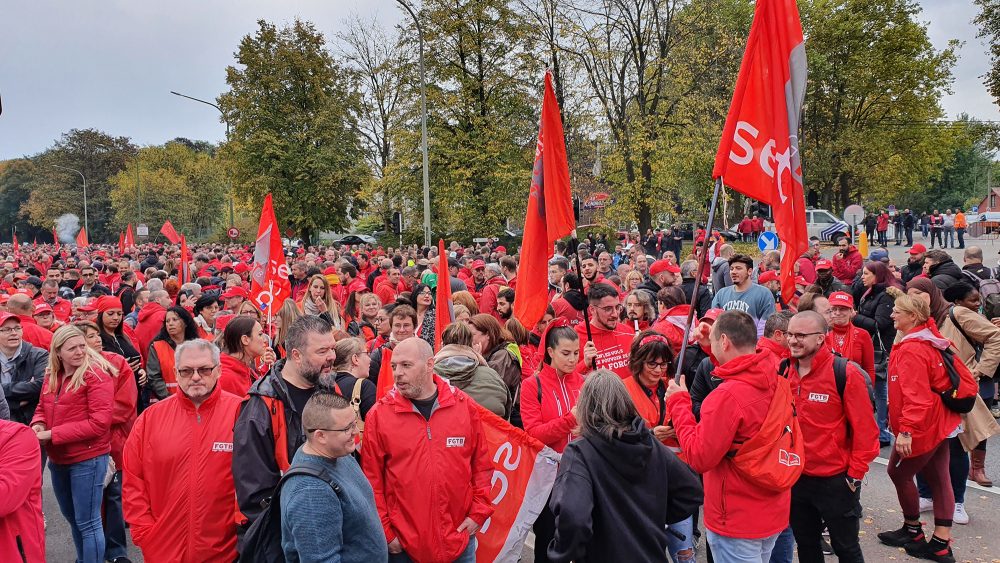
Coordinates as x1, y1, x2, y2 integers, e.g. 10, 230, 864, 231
0, 224, 995, 563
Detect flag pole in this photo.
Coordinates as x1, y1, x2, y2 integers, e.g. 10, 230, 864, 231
570, 230, 593, 343
674, 177, 723, 383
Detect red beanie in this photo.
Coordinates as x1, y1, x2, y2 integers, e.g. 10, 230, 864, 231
96, 296, 124, 313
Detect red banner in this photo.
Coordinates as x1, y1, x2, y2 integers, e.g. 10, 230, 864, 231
249, 193, 291, 320
712, 0, 807, 303
375, 348, 394, 400
474, 406, 559, 563
160, 220, 181, 244
118, 232, 125, 256
76, 227, 88, 248
125, 223, 135, 248
513, 71, 576, 330
434, 239, 453, 351
12, 233, 19, 259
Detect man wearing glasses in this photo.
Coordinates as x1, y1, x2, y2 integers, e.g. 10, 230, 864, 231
76, 266, 108, 298
122, 339, 243, 562
578, 282, 636, 380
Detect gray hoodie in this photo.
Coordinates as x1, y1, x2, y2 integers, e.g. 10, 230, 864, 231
433, 345, 510, 418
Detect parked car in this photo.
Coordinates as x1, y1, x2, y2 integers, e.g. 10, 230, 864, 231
336, 234, 377, 245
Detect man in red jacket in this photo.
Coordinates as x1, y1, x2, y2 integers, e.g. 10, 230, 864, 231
6, 294, 52, 351
361, 337, 493, 562
577, 282, 636, 379
666, 310, 789, 560
477, 263, 508, 320
785, 311, 878, 563
123, 339, 242, 562
0, 418, 44, 562
832, 238, 863, 286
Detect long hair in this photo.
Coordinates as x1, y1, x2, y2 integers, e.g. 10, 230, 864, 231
451, 291, 479, 315
276, 299, 303, 348
47, 325, 115, 393
575, 369, 639, 440
865, 261, 902, 289
469, 314, 511, 354
220, 315, 260, 356
303, 274, 342, 328
154, 306, 200, 343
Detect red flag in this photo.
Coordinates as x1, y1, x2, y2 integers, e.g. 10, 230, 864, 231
160, 220, 181, 244
118, 232, 125, 255
375, 348, 394, 399
249, 194, 291, 319
125, 223, 135, 248
712, 0, 807, 304
32, 237, 36, 248
434, 239, 454, 350
513, 71, 576, 330
76, 227, 88, 248
180, 235, 191, 284
12, 233, 19, 259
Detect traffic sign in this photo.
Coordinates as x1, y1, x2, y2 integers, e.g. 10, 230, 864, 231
843, 204, 865, 226
972, 205, 979, 213
227, 227, 240, 239
758, 231, 780, 252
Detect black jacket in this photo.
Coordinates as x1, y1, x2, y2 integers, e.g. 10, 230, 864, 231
963, 263, 994, 281
635, 279, 663, 311
547, 418, 703, 563
853, 284, 896, 352
901, 260, 924, 284
929, 259, 964, 290
813, 275, 846, 297
681, 278, 712, 319
330, 372, 377, 420
0, 342, 48, 424
688, 356, 720, 421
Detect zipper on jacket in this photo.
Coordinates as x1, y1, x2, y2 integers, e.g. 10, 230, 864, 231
16, 535, 26, 563
426, 423, 431, 440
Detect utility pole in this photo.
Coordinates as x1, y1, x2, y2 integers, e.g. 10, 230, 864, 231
170, 90, 235, 228
396, 0, 432, 247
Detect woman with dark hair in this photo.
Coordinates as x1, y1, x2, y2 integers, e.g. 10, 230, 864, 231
469, 313, 520, 392
218, 316, 273, 397
651, 286, 691, 356
145, 306, 200, 400
96, 296, 145, 407
854, 260, 899, 447
409, 282, 436, 347
193, 293, 221, 339
175, 288, 196, 311
519, 322, 584, 563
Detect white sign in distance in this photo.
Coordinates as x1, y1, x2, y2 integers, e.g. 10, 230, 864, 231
136, 224, 149, 237
843, 204, 865, 226
758, 231, 780, 252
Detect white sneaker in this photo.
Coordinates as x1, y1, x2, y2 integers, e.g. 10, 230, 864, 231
954, 502, 969, 525
919, 497, 933, 512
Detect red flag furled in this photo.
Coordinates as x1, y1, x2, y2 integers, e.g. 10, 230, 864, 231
712, 0, 807, 304
12, 233, 19, 259
513, 71, 576, 330
434, 239, 454, 351
375, 348, 394, 400
160, 220, 181, 244
75, 227, 88, 248
474, 406, 559, 563
125, 223, 135, 248
118, 232, 125, 256
249, 194, 291, 318
180, 235, 191, 284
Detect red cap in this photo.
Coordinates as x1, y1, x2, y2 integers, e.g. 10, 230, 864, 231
829, 291, 854, 308
700, 308, 724, 323
649, 259, 680, 276
495, 246, 506, 253
221, 286, 249, 300
0, 312, 20, 325
472, 260, 486, 270
78, 303, 98, 313
758, 270, 779, 284
322, 266, 337, 275
908, 243, 927, 255
794, 275, 808, 286
234, 263, 250, 274
215, 313, 235, 334
33, 303, 53, 315
815, 259, 833, 270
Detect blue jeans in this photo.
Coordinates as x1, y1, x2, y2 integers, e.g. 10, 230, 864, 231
707, 530, 779, 563
875, 378, 892, 443
767, 526, 795, 563
50, 454, 108, 563
667, 516, 696, 562
388, 537, 476, 563
103, 470, 128, 560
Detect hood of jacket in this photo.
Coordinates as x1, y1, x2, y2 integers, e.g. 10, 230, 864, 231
711, 351, 773, 391
585, 416, 654, 481
930, 259, 963, 281
899, 319, 952, 351
138, 301, 166, 323
433, 345, 484, 385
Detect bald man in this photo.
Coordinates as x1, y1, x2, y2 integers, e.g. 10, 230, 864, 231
361, 337, 493, 562
6, 294, 51, 350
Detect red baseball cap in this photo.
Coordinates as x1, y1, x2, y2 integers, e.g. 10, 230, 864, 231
495, 246, 507, 253
234, 263, 251, 274
33, 303, 53, 315
829, 291, 854, 308
0, 312, 20, 325
471, 260, 486, 270
758, 270, 779, 284
649, 259, 680, 276
221, 286, 249, 300
815, 259, 833, 270
908, 243, 927, 255
701, 308, 724, 323
794, 275, 808, 286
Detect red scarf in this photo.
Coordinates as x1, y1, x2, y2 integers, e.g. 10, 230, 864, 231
828, 323, 854, 357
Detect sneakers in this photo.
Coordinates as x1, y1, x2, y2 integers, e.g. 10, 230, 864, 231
990, 405, 1000, 419
919, 497, 934, 512
904, 537, 955, 563
821, 537, 833, 555
878, 524, 925, 547
953, 503, 969, 525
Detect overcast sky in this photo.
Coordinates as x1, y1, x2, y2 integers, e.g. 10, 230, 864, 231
0, 0, 995, 160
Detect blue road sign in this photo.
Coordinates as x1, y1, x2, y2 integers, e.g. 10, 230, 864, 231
758, 231, 780, 252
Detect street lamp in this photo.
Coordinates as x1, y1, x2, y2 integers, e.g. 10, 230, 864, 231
51, 165, 88, 234
395, 0, 432, 248
170, 90, 235, 228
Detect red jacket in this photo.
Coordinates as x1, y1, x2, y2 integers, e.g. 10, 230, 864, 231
832, 247, 863, 285
876, 213, 889, 231
103, 352, 138, 468
826, 324, 875, 382
0, 420, 44, 563
17, 315, 52, 351
757, 336, 788, 364
889, 322, 967, 457
218, 352, 258, 398
135, 302, 168, 364
31, 366, 115, 465
374, 278, 399, 305
738, 218, 752, 234
477, 276, 508, 320
787, 346, 879, 478
667, 351, 789, 539
123, 383, 241, 563
751, 217, 764, 233
520, 363, 583, 453
650, 304, 691, 356
576, 321, 636, 380
361, 376, 494, 562
551, 296, 585, 327
35, 296, 72, 322
796, 256, 817, 284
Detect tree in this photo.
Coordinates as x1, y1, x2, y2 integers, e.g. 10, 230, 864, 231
219, 19, 369, 245
976, 0, 1000, 107
0, 159, 46, 241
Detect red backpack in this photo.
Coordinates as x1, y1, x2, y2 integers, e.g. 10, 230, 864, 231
726, 376, 805, 492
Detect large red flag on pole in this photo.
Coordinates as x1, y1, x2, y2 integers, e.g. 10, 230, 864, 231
712, 0, 807, 304
76, 227, 88, 248
434, 239, 454, 350
513, 71, 576, 330
12, 232, 19, 260
250, 193, 291, 318
118, 232, 125, 256
160, 220, 181, 244
180, 235, 191, 284
125, 223, 135, 248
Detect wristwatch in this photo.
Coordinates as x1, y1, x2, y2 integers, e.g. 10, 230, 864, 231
847, 477, 863, 489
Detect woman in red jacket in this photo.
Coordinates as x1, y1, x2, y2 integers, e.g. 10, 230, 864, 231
519, 322, 584, 563
218, 315, 274, 397
879, 291, 970, 561
31, 325, 115, 563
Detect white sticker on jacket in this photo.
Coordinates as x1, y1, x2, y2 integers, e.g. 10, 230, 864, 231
808, 393, 829, 403
446, 437, 466, 448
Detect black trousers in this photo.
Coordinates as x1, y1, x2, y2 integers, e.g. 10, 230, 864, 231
533, 499, 556, 563
905, 227, 913, 246
790, 474, 865, 563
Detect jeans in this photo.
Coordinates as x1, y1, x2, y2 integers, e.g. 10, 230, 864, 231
767, 526, 794, 563
957, 228, 965, 248
103, 470, 128, 560
790, 475, 864, 563
706, 530, 779, 563
50, 454, 109, 563
921, 224, 929, 237
905, 227, 913, 246
917, 437, 969, 504
667, 516, 696, 562
388, 537, 476, 563
944, 226, 955, 247
877, 230, 887, 246
874, 378, 892, 443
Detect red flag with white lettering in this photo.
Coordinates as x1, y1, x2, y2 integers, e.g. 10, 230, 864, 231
249, 194, 291, 318
713, 0, 807, 303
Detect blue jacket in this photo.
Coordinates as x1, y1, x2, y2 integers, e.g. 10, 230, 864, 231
281, 448, 387, 563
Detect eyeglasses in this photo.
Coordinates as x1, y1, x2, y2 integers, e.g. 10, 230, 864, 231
644, 360, 669, 370
0, 326, 23, 335
176, 365, 218, 378
307, 417, 359, 435
596, 304, 622, 315
785, 331, 824, 340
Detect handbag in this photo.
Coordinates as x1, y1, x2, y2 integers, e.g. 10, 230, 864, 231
948, 307, 1000, 379
104, 457, 117, 489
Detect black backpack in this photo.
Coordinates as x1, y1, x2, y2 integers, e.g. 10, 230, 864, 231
779, 355, 876, 411
238, 466, 342, 563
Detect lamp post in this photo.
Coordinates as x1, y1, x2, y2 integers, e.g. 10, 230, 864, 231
395, 0, 432, 247
52, 165, 88, 234
170, 90, 236, 228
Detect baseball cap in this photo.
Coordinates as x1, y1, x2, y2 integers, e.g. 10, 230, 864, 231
221, 286, 249, 300
0, 312, 20, 325
758, 270, 779, 284
234, 263, 251, 274
908, 243, 927, 255
649, 259, 680, 276
829, 291, 854, 308
495, 246, 507, 253
868, 249, 889, 262
701, 308, 724, 323
471, 260, 486, 270
815, 259, 833, 271
33, 303, 53, 315
794, 275, 808, 286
